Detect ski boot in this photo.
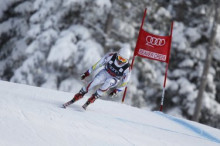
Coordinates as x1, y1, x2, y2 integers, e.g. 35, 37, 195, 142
63, 89, 87, 108
82, 92, 100, 110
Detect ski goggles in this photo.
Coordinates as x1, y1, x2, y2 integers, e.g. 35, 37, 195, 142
117, 55, 127, 63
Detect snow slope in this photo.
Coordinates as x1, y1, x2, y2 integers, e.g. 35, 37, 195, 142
0, 80, 220, 146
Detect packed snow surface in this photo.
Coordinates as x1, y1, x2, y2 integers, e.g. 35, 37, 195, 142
0, 80, 220, 146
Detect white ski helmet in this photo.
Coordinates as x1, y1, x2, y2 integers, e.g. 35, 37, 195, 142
118, 47, 131, 60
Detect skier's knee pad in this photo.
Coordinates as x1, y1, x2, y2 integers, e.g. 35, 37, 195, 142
99, 78, 117, 91
105, 78, 117, 87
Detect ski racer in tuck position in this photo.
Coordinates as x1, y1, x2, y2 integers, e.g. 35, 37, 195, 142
63, 47, 131, 110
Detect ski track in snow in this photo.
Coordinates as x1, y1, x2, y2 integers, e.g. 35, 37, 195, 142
19, 109, 47, 143
0, 80, 220, 146
155, 112, 220, 143
115, 117, 205, 140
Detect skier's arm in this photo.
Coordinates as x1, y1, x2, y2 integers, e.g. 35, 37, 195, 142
81, 52, 114, 80
88, 52, 114, 74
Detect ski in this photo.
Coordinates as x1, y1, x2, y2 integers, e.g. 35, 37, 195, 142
62, 99, 74, 108
82, 101, 90, 110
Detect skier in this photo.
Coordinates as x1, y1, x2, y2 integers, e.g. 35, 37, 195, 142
63, 47, 131, 110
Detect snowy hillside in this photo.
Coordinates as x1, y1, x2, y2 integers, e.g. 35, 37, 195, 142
0, 80, 220, 146
1, 0, 220, 128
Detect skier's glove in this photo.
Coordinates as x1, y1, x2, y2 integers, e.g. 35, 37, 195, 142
81, 70, 90, 80
109, 89, 118, 97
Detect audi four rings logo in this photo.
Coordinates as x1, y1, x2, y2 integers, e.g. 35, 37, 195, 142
146, 36, 166, 48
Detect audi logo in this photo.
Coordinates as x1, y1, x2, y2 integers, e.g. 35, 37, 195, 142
146, 36, 166, 47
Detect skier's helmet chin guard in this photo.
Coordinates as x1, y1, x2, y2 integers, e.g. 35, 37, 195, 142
117, 47, 131, 64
